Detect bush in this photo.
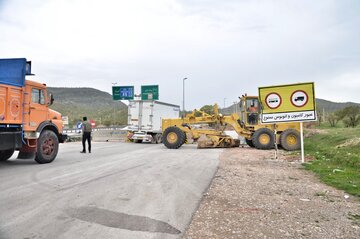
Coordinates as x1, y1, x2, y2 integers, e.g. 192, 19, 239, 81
336, 106, 360, 128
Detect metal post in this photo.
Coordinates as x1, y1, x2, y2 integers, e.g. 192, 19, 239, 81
112, 82, 117, 126
183, 77, 187, 118
274, 124, 278, 159
300, 122, 305, 163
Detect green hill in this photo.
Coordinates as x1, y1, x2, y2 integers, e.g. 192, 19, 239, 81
316, 98, 360, 113
47, 87, 128, 127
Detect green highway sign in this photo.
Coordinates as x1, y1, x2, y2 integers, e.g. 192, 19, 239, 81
112, 86, 134, 100
141, 85, 159, 100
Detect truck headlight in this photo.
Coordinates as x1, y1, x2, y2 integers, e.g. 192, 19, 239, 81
24, 131, 40, 139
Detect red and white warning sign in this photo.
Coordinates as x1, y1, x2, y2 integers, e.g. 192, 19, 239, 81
90, 119, 96, 128
291, 90, 308, 107
265, 93, 282, 109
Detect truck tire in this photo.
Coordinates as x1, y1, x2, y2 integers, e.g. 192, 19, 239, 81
163, 126, 185, 149
0, 149, 15, 161
245, 138, 255, 148
35, 130, 59, 164
280, 129, 300, 151
252, 128, 274, 150
153, 133, 162, 144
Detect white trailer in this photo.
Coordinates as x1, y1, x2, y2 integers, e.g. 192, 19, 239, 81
125, 100, 180, 143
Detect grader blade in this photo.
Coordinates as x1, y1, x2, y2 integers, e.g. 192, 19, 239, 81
197, 134, 240, 149
197, 134, 216, 148
232, 139, 241, 147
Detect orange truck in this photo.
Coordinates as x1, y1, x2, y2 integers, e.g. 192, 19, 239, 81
0, 58, 67, 163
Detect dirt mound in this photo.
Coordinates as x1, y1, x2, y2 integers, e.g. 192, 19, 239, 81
304, 128, 328, 138
336, 137, 360, 148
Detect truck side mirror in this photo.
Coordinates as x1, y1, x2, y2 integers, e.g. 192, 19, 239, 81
48, 93, 54, 106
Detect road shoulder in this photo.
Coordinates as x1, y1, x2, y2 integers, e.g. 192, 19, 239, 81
183, 147, 360, 238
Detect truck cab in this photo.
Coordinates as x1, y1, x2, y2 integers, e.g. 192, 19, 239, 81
0, 58, 66, 163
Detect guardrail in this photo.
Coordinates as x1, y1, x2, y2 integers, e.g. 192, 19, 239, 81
63, 126, 126, 134
64, 126, 128, 142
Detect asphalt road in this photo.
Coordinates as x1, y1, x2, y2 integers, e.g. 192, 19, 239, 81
0, 142, 222, 239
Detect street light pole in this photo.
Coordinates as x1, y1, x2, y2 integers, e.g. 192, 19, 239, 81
233, 101, 237, 113
183, 77, 187, 118
112, 82, 117, 126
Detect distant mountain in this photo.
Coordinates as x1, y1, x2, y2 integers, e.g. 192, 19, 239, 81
315, 98, 360, 113
221, 98, 360, 115
47, 87, 128, 127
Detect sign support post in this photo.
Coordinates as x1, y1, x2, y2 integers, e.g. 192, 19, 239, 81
300, 122, 305, 163
274, 124, 278, 159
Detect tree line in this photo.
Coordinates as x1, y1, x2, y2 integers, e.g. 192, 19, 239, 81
323, 106, 360, 128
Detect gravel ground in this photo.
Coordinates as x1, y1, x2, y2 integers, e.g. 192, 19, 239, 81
183, 147, 360, 239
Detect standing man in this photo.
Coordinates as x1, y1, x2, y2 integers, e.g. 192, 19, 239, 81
81, 116, 92, 153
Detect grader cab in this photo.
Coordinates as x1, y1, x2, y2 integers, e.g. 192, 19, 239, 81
236, 96, 300, 150
161, 95, 301, 151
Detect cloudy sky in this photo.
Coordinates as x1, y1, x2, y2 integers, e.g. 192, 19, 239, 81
0, 0, 359, 109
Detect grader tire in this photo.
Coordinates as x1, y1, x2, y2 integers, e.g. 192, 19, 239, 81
35, 130, 59, 164
181, 131, 187, 145
252, 128, 274, 150
0, 149, 15, 161
163, 126, 185, 149
245, 138, 255, 148
280, 129, 300, 151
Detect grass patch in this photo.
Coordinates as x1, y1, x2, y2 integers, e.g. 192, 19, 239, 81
304, 127, 360, 197
348, 213, 360, 226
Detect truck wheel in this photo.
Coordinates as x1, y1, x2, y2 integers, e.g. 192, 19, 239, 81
252, 128, 274, 150
163, 126, 185, 149
153, 134, 162, 144
35, 130, 59, 164
245, 138, 255, 148
0, 149, 15, 161
280, 129, 300, 151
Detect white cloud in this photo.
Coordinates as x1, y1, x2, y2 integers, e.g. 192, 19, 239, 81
0, 0, 359, 108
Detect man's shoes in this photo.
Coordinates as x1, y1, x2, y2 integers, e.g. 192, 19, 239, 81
80, 151, 86, 153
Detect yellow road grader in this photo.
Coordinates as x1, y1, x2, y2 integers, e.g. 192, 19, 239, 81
161, 95, 301, 150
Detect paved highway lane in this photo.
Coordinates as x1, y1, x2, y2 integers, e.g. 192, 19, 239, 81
0, 142, 222, 239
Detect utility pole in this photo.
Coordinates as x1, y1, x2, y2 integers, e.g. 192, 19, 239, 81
112, 82, 117, 126
183, 77, 187, 118
223, 98, 226, 114
233, 101, 237, 113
